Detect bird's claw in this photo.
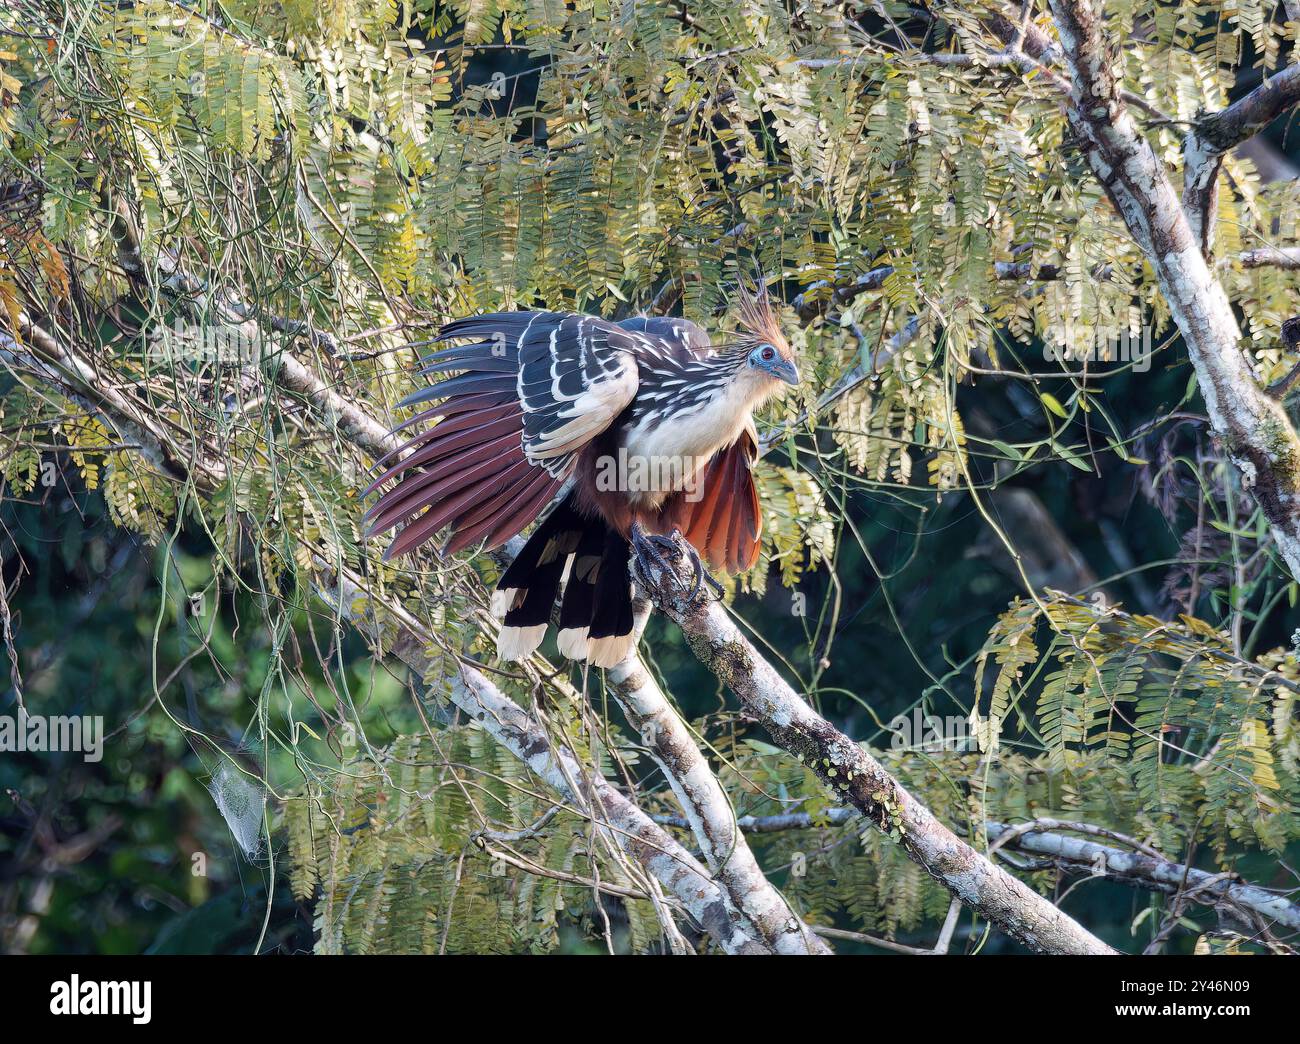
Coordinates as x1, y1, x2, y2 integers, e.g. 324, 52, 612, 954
630, 524, 724, 603
630, 523, 676, 589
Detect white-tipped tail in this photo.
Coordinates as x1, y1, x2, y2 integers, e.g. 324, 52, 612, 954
497, 623, 547, 661
587, 633, 635, 669
556, 626, 590, 660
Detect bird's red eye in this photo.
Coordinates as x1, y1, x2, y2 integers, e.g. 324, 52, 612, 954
761, 346, 775, 361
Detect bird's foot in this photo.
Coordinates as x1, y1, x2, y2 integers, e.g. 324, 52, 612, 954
630, 522, 679, 590
630, 524, 724, 603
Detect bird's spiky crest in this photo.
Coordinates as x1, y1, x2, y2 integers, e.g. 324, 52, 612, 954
733, 279, 793, 359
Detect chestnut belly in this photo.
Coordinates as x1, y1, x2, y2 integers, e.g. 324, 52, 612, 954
570, 440, 711, 536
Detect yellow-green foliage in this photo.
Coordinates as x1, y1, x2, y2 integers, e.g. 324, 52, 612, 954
285, 730, 664, 954
973, 594, 1300, 854
5, 0, 1300, 952
0, 388, 48, 494
748, 463, 836, 591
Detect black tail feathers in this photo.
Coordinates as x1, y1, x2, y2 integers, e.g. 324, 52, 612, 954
492, 498, 636, 668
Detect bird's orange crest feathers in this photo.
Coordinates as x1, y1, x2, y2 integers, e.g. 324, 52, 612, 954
734, 279, 794, 360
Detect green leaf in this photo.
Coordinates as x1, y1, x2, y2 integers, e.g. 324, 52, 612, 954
1051, 441, 1093, 472
1040, 391, 1068, 419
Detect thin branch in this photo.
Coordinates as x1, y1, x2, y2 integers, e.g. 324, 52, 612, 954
1237, 246, 1300, 270
760, 316, 922, 454
1, 319, 226, 488
267, 346, 400, 460
637, 548, 1116, 954
811, 925, 938, 954
797, 245, 1287, 325
984, 5, 1062, 64
471, 805, 563, 843
654, 808, 1300, 931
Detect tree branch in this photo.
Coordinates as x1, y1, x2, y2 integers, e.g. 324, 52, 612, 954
759, 316, 922, 454
987, 821, 1300, 933
1, 317, 227, 488
1181, 64, 1300, 254
268, 348, 399, 460
1046, 0, 1300, 582
654, 808, 1300, 933
797, 246, 1296, 324
1237, 246, 1300, 270
1196, 65, 1300, 155
637, 551, 1116, 954
607, 601, 831, 954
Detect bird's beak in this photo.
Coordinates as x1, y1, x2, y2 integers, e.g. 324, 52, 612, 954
771, 358, 800, 386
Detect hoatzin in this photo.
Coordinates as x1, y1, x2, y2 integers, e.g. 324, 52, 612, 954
364, 286, 799, 668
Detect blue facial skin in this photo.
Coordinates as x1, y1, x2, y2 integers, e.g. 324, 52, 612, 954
749, 343, 801, 385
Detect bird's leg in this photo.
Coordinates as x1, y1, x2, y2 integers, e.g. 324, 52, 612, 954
669, 533, 725, 602
630, 524, 724, 602
630, 521, 683, 592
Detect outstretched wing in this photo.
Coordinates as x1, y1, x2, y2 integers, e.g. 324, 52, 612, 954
364, 311, 639, 560
515, 314, 641, 470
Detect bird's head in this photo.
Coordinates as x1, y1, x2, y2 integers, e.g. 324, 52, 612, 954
733, 281, 800, 391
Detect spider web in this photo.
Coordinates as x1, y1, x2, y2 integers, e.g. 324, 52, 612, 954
207, 763, 266, 861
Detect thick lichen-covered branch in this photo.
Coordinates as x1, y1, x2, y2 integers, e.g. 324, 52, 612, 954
606, 600, 830, 954
1183, 63, 1300, 252
987, 822, 1300, 933
638, 547, 1116, 955
1045, 0, 1300, 582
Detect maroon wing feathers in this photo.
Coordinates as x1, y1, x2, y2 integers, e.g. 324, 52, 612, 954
666, 428, 762, 573
365, 317, 561, 560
